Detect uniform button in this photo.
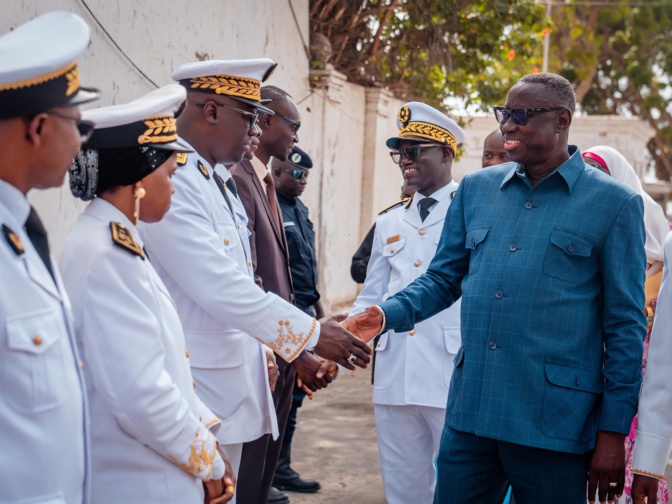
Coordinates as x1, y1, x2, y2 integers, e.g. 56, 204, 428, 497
488, 341, 498, 350
289, 293, 295, 302
192, 380, 197, 389
414, 260, 421, 267
408, 330, 416, 336
224, 238, 230, 245
524, 201, 533, 210
185, 349, 190, 358
32, 335, 42, 346
495, 290, 503, 299
78, 360, 84, 369
568, 245, 575, 252
419, 229, 426, 236
509, 244, 517, 252
237, 225, 241, 229
574, 377, 581, 386
377, 342, 381, 347
247, 260, 252, 267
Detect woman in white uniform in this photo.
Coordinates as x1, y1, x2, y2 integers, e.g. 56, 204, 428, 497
60, 85, 235, 504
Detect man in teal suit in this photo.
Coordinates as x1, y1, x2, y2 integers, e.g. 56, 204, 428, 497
346, 73, 647, 504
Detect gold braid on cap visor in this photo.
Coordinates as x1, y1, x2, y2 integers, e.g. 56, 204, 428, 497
138, 115, 178, 145
398, 121, 457, 151
188, 74, 261, 100
0, 61, 80, 97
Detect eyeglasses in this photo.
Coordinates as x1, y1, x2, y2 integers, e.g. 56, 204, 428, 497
493, 106, 563, 126
278, 114, 301, 135
196, 101, 258, 129
282, 168, 308, 180
44, 111, 96, 142
389, 143, 441, 165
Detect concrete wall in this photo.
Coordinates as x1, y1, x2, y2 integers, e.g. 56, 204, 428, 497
4, 1, 664, 310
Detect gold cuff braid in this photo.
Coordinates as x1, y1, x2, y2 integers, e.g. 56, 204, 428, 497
630, 467, 666, 480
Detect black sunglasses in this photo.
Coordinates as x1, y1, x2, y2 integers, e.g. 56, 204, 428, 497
278, 114, 301, 135
196, 101, 258, 129
282, 168, 308, 180
44, 111, 96, 142
389, 143, 441, 165
493, 106, 563, 126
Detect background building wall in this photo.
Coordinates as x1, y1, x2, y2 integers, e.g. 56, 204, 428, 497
4, 1, 663, 310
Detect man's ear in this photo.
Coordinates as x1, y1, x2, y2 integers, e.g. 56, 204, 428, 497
25, 114, 46, 146
556, 108, 572, 132
443, 146, 454, 161
201, 101, 218, 125
260, 112, 273, 129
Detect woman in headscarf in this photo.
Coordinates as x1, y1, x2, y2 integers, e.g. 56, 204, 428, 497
60, 85, 234, 504
583, 145, 670, 504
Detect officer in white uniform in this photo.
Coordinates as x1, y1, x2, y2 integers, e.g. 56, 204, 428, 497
0, 12, 101, 504
630, 232, 672, 502
61, 85, 235, 504
140, 60, 370, 499
351, 102, 465, 504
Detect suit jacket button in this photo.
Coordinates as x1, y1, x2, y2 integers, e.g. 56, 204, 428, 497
495, 290, 503, 299
568, 245, 575, 252
409, 330, 416, 336
289, 293, 295, 302
524, 201, 533, 210
574, 377, 581, 386
488, 341, 497, 350
32, 335, 43, 346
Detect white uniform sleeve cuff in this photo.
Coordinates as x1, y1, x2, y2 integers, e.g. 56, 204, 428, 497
632, 431, 672, 479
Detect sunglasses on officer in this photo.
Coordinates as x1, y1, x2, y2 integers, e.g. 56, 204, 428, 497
493, 106, 564, 127
195, 101, 258, 129
41, 111, 96, 142
282, 168, 308, 180
389, 143, 442, 165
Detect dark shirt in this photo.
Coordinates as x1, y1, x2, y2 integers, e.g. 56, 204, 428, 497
350, 224, 375, 284
276, 191, 320, 312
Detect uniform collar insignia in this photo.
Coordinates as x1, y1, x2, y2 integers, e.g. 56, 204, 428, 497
176, 152, 188, 166
2, 224, 24, 255
110, 222, 145, 259
197, 160, 210, 180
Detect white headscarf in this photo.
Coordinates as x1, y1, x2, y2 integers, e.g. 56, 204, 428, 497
583, 145, 669, 263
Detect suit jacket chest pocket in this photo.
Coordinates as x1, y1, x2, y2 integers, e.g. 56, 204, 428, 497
543, 227, 594, 284
465, 226, 490, 275
3, 308, 69, 412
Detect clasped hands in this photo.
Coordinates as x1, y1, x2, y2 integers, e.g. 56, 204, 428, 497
203, 445, 236, 503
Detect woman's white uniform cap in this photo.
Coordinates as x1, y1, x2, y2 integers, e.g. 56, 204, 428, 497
82, 84, 191, 152
386, 101, 465, 152
171, 58, 277, 115
0, 11, 100, 119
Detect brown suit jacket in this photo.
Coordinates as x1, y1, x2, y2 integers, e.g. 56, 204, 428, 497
231, 158, 295, 304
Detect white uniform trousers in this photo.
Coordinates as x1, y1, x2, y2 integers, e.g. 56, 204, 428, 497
375, 403, 446, 504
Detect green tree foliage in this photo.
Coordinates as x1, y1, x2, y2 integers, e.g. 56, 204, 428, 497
309, 0, 549, 109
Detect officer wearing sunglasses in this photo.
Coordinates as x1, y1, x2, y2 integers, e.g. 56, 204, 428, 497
346, 72, 647, 504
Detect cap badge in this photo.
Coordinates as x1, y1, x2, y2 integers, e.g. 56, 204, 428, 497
138, 116, 178, 145
65, 65, 80, 97
189, 74, 261, 101
176, 153, 188, 166
398, 106, 411, 126
290, 152, 302, 163
2, 224, 24, 256
110, 222, 145, 259
197, 160, 210, 180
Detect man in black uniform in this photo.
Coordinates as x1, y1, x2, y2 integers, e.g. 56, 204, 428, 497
270, 146, 323, 495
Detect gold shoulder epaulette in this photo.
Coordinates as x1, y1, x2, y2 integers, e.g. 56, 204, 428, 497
2, 224, 24, 256
176, 152, 188, 166
197, 160, 210, 180
110, 222, 145, 259
378, 197, 410, 215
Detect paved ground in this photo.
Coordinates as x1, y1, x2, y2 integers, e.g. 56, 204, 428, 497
288, 367, 386, 504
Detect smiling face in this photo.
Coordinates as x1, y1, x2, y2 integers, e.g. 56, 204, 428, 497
397, 139, 453, 196
500, 82, 572, 172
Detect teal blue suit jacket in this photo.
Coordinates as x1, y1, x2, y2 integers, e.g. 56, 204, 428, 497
380, 146, 647, 454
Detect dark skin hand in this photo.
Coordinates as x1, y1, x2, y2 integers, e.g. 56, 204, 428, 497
588, 431, 627, 504
342, 307, 384, 343
631, 474, 661, 503
313, 312, 372, 369
204, 447, 236, 503
266, 352, 279, 393
296, 356, 339, 399
293, 351, 333, 392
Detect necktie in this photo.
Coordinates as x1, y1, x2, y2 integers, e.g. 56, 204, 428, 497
213, 170, 235, 214
225, 177, 238, 198
263, 172, 282, 231
25, 207, 55, 281
418, 197, 437, 222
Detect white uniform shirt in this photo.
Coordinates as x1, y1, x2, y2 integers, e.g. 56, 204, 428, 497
60, 198, 225, 504
352, 181, 462, 408
632, 231, 672, 478
140, 141, 319, 444
0, 179, 88, 504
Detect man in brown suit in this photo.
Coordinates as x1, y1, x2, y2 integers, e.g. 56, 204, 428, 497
232, 86, 334, 504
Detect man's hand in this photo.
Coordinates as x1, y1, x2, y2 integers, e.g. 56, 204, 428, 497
296, 355, 339, 399
293, 351, 332, 392
341, 306, 384, 343
313, 313, 372, 370
588, 431, 626, 504
265, 351, 279, 393
631, 474, 660, 503
205, 446, 236, 504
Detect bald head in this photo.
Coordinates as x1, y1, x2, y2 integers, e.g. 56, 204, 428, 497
481, 130, 509, 168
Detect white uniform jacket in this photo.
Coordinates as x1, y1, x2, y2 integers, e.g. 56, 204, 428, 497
632, 231, 672, 478
140, 142, 319, 444
0, 179, 88, 504
352, 181, 462, 408
60, 198, 225, 504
